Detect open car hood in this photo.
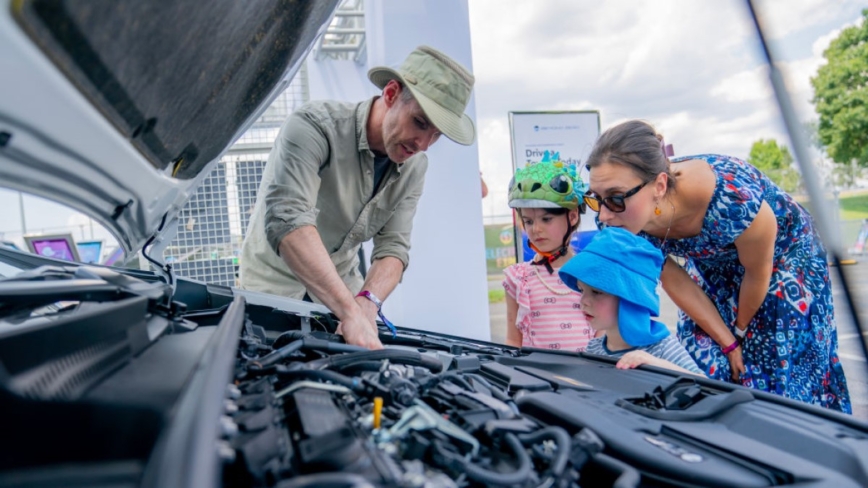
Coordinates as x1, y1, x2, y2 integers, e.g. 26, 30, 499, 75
0, 0, 339, 254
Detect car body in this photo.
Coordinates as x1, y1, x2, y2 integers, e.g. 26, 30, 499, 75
1, 1, 868, 487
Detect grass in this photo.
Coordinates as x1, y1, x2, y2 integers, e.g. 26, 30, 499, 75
797, 190, 868, 219
794, 191, 868, 247
488, 288, 505, 304
839, 192, 868, 221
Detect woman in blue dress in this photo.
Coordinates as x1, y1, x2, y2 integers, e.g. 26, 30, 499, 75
582, 120, 850, 413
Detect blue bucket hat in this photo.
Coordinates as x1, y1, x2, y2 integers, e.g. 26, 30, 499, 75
558, 227, 669, 347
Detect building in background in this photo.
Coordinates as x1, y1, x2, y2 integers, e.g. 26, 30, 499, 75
163, 64, 311, 287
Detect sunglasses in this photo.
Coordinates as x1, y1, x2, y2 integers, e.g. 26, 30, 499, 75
583, 179, 650, 213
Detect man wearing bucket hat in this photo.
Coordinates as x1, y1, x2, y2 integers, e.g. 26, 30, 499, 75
240, 46, 475, 349
559, 228, 703, 374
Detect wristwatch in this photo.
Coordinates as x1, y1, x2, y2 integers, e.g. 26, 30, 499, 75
356, 290, 397, 337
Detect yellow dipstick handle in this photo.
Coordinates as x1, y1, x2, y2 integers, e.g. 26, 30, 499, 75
373, 397, 383, 429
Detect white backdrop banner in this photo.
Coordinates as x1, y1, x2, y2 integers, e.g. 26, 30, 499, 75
509, 111, 601, 236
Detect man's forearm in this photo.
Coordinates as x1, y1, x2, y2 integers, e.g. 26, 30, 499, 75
354, 256, 404, 322
278, 225, 358, 320
360, 256, 404, 300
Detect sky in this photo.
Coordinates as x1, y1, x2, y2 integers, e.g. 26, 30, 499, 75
467, 0, 866, 219
1, 0, 864, 250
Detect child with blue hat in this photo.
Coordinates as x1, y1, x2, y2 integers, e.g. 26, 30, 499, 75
559, 227, 702, 375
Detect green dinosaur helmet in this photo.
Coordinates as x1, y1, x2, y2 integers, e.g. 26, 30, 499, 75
508, 153, 588, 210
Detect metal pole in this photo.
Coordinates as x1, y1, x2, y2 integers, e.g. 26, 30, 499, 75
746, 0, 868, 374
18, 192, 26, 234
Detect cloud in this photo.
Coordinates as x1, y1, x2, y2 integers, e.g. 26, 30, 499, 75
773, 14, 863, 120
753, 0, 863, 39
813, 25, 846, 57
710, 66, 772, 103
468, 0, 857, 216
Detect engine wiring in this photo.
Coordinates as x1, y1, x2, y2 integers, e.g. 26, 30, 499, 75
222, 326, 632, 488
141, 212, 175, 286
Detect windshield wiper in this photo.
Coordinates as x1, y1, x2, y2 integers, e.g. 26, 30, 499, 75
0, 280, 122, 318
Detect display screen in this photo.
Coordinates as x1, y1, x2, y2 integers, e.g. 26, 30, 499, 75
31, 238, 77, 262
76, 241, 103, 264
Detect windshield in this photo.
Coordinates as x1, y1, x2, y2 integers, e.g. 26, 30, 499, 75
0, 260, 22, 279
0, 189, 127, 274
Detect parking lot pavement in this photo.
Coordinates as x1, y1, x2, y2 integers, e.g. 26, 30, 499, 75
830, 260, 868, 420
489, 260, 868, 420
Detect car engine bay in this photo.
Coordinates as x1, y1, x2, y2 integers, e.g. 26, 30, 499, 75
227, 327, 630, 488
2, 262, 868, 488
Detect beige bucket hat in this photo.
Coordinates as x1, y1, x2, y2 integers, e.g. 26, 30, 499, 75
368, 45, 476, 145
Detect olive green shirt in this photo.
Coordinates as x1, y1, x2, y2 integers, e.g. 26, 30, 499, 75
239, 98, 427, 299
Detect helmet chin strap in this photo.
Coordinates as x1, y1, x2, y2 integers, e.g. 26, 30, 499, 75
529, 214, 573, 274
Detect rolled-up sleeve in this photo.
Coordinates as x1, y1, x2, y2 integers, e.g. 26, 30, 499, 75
371, 172, 426, 270
264, 110, 330, 255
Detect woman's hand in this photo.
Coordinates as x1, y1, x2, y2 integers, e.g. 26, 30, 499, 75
727, 344, 746, 381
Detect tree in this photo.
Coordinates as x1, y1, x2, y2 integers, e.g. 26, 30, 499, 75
831, 159, 866, 189
748, 139, 801, 193
811, 9, 868, 168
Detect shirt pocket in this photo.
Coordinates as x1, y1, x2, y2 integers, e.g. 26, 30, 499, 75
365, 205, 396, 240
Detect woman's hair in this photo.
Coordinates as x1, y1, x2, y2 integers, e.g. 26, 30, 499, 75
585, 120, 676, 193
516, 207, 580, 234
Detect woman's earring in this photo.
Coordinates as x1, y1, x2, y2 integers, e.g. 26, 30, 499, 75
654, 200, 662, 216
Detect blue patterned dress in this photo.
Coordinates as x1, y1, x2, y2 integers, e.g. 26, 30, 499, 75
641, 154, 851, 413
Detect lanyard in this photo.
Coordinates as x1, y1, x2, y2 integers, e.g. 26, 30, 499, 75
377, 309, 398, 338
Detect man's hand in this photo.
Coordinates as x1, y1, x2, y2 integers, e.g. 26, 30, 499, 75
355, 295, 380, 324
276, 227, 386, 350
336, 311, 383, 349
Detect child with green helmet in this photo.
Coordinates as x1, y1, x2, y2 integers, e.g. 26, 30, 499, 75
502, 152, 599, 350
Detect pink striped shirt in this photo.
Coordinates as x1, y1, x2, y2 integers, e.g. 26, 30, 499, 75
503, 261, 595, 351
